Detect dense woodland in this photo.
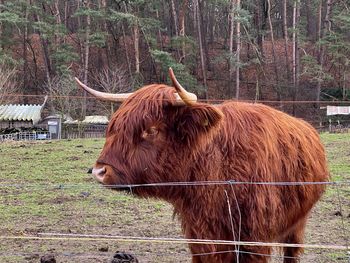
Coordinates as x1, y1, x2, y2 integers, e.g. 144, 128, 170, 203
0, 0, 349, 120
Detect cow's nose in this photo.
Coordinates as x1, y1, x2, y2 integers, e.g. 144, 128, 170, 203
92, 166, 106, 183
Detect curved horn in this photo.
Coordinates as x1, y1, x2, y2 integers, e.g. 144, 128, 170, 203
169, 68, 197, 106
74, 77, 132, 102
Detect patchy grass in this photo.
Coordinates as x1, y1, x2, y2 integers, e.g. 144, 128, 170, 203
320, 133, 350, 200
0, 134, 349, 262
320, 133, 350, 180
0, 139, 186, 262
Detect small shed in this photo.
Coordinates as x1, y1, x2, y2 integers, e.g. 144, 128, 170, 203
326, 106, 350, 116
326, 106, 350, 133
0, 96, 52, 141
62, 115, 109, 139
0, 104, 43, 129
39, 115, 62, 140
0, 96, 47, 129
82, 115, 109, 125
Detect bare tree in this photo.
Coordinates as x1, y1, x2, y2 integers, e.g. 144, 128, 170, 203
45, 75, 81, 119
0, 67, 18, 105
93, 67, 131, 116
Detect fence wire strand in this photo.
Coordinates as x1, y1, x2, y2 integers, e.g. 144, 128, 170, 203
3, 93, 350, 104
0, 180, 349, 190
0, 249, 346, 262
0, 233, 348, 251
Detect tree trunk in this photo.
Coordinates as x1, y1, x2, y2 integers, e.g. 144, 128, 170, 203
324, 0, 333, 32
229, 0, 235, 93
54, 0, 62, 25
122, 3, 133, 79
32, 1, 52, 91
122, 23, 133, 79
305, 0, 316, 41
283, 0, 291, 82
64, 1, 68, 29
255, 0, 266, 58
295, 2, 300, 115
133, 24, 140, 74
82, 0, 91, 118
76, 0, 83, 65
194, 0, 208, 98
228, 0, 235, 77
342, 72, 347, 100
179, 0, 188, 59
316, 1, 324, 102
170, 0, 179, 36
317, 0, 333, 102
0, 1, 3, 43
208, 0, 216, 44
199, 0, 211, 72
156, 9, 164, 50
53, 0, 63, 58
292, 0, 300, 115
23, 1, 29, 92
235, 0, 241, 99
100, 0, 111, 69
26, 40, 39, 85
317, 1, 322, 42
267, 0, 281, 101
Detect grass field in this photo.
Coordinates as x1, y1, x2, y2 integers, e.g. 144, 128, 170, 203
0, 133, 349, 262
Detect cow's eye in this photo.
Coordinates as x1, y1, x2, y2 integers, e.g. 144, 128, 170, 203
142, 126, 159, 139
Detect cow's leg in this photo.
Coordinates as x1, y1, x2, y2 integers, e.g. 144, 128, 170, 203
191, 255, 203, 263
189, 244, 214, 263
283, 219, 307, 263
189, 244, 237, 263
238, 246, 271, 263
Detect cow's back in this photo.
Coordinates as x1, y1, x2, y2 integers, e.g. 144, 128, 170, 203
214, 101, 329, 240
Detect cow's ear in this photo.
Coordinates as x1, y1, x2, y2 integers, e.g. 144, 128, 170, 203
174, 104, 223, 146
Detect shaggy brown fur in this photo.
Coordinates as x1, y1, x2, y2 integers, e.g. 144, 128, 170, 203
92, 84, 329, 263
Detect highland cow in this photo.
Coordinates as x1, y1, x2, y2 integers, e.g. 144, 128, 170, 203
75, 69, 329, 263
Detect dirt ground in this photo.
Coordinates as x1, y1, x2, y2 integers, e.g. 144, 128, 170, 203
0, 134, 349, 262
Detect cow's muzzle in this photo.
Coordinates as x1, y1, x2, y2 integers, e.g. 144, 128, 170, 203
90, 164, 119, 186
92, 166, 106, 183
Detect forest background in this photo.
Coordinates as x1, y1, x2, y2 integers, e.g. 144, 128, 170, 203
0, 0, 349, 123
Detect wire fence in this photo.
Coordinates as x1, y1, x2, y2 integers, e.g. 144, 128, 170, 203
0, 131, 51, 142
0, 233, 347, 250
1, 93, 350, 140
0, 249, 345, 263
0, 178, 349, 262
3, 93, 350, 104
0, 180, 349, 189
